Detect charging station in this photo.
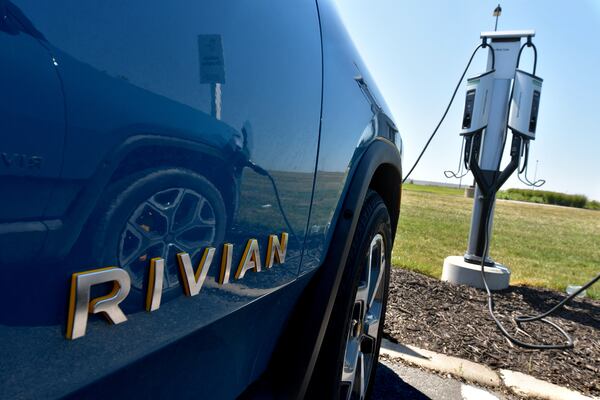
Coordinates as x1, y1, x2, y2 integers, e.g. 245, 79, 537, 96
442, 30, 542, 290
399, 8, 599, 349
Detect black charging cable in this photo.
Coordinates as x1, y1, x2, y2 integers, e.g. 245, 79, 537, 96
245, 161, 300, 244
444, 137, 470, 179
403, 43, 494, 183
479, 203, 599, 349
517, 140, 546, 187
517, 37, 537, 75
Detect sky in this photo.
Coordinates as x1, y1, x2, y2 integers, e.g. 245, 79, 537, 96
334, 0, 600, 201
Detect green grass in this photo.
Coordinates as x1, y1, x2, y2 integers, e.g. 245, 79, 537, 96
401, 183, 464, 197
393, 184, 600, 299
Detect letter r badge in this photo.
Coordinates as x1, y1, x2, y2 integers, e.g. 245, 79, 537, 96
66, 267, 131, 340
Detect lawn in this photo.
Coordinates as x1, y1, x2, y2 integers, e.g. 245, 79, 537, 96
393, 184, 600, 299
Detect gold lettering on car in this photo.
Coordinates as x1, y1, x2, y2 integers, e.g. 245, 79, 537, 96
235, 238, 262, 279
177, 247, 215, 297
145, 257, 165, 312
66, 233, 288, 339
218, 243, 234, 285
265, 232, 288, 269
66, 267, 131, 340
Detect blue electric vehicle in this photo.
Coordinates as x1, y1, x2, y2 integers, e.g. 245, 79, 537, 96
0, 1, 402, 398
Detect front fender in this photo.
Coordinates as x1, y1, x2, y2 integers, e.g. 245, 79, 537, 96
245, 137, 402, 399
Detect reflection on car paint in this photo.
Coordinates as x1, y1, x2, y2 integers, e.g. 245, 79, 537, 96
0, 0, 399, 398
1, 1, 322, 397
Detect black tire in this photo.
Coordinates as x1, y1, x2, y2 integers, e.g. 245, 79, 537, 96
309, 190, 392, 400
77, 167, 227, 310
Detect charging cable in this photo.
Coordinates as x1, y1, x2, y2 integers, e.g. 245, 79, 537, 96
479, 203, 599, 349
403, 43, 493, 183
444, 137, 470, 179
517, 140, 546, 187
517, 38, 537, 75
245, 161, 299, 244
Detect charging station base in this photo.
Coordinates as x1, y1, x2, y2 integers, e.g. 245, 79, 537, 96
441, 255, 510, 290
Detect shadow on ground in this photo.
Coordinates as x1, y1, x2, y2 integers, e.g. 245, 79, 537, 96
372, 362, 430, 400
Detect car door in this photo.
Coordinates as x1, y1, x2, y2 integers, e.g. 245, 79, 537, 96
0, 1, 322, 398
0, 1, 65, 222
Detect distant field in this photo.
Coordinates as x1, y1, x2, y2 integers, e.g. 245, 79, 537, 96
393, 184, 600, 299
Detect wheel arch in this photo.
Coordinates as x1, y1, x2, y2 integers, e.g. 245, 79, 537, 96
242, 136, 402, 399
368, 162, 401, 238
41, 134, 240, 261
108, 142, 239, 226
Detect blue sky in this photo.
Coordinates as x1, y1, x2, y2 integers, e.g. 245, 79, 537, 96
334, 0, 600, 201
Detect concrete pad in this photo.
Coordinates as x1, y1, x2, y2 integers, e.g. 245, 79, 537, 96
441, 255, 510, 290
500, 369, 594, 400
380, 339, 501, 387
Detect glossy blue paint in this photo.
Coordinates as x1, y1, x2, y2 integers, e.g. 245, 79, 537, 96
0, 14, 65, 221
301, 0, 401, 276
0, 0, 400, 398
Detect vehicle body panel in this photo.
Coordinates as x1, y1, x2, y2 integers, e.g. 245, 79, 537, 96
0, 1, 401, 398
1, 1, 321, 398
302, 0, 400, 275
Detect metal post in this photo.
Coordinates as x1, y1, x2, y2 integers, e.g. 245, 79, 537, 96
210, 82, 222, 120
464, 36, 521, 264
493, 5, 502, 31
533, 160, 539, 190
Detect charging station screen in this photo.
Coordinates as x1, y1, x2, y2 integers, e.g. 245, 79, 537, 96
462, 89, 476, 129
529, 90, 540, 133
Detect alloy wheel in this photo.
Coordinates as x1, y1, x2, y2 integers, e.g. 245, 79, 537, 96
340, 233, 386, 400
118, 187, 217, 290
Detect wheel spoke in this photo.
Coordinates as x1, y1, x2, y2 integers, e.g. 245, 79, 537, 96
339, 381, 352, 400
342, 336, 360, 399
367, 234, 385, 309
119, 223, 155, 264
145, 199, 173, 224
164, 243, 185, 287
358, 353, 366, 398
358, 248, 372, 306
197, 196, 216, 225
172, 191, 217, 235
127, 221, 155, 242
173, 237, 197, 255
171, 189, 194, 232
149, 189, 183, 231
364, 305, 381, 340
355, 285, 369, 308
148, 188, 184, 211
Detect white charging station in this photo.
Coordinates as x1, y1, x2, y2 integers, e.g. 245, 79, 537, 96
509, 70, 543, 140
442, 30, 541, 290
461, 70, 495, 135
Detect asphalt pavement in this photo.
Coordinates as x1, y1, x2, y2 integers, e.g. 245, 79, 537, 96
373, 359, 510, 400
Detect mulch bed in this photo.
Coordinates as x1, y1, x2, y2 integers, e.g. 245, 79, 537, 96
383, 268, 600, 397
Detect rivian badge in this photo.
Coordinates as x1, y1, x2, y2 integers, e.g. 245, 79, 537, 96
66, 233, 288, 340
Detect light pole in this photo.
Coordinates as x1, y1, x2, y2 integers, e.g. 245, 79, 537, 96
493, 5, 502, 31
533, 159, 539, 191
